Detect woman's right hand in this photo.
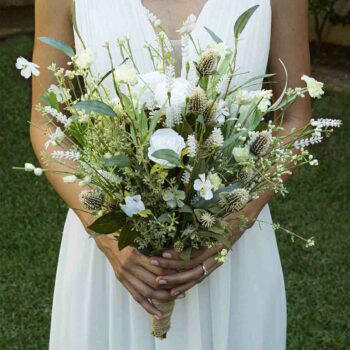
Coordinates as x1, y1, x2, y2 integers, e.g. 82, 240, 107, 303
94, 234, 183, 319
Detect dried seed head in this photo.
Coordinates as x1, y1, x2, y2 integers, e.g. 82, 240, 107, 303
236, 168, 253, 183
200, 211, 216, 228
79, 189, 105, 211
220, 188, 249, 212
203, 100, 218, 123
188, 87, 208, 114
196, 51, 218, 76
174, 240, 184, 253
250, 131, 272, 156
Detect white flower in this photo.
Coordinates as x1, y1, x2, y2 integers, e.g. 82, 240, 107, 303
254, 90, 273, 113
44, 106, 71, 127
74, 49, 95, 69
311, 118, 342, 129
79, 176, 91, 187
24, 163, 35, 172
208, 173, 222, 191
45, 127, 65, 149
16, 57, 40, 79
187, 134, 198, 157
194, 174, 214, 200
114, 65, 138, 85
208, 42, 227, 58
309, 159, 319, 166
182, 165, 193, 185
176, 14, 197, 34
232, 146, 251, 163
294, 135, 323, 149
120, 195, 145, 217
34, 168, 43, 176
48, 84, 71, 103
215, 248, 229, 263
301, 75, 324, 99
154, 77, 191, 108
214, 100, 230, 124
63, 175, 77, 183
51, 150, 80, 161
234, 90, 255, 105
135, 71, 166, 107
148, 129, 186, 168
207, 127, 224, 148
216, 74, 229, 96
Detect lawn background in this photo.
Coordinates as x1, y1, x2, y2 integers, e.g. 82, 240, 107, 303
0, 36, 349, 349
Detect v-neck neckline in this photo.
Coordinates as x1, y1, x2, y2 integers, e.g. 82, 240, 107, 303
138, 0, 212, 40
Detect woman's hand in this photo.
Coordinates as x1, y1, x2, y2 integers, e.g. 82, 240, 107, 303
94, 234, 184, 319
150, 199, 268, 296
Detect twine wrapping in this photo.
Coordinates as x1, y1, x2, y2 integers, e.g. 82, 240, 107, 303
151, 299, 175, 339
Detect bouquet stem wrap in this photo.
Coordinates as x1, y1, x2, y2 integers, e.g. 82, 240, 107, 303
151, 299, 175, 339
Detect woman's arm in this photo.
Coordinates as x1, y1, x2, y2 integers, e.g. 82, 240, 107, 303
31, 0, 177, 318
150, 0, 312, 296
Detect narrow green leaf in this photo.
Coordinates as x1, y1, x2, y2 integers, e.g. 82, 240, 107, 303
39, 37, 75, 58
100, 154, 131, 168
151, 149, 180, 166
179, 205, 193, 214
72, 100, 117, 117
204, 26, 223, 43
72, 1, 86, 49
88, 212, 127, 234
234, 5, 259, 38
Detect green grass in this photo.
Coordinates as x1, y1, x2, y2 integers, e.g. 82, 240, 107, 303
0, 35, 349, 349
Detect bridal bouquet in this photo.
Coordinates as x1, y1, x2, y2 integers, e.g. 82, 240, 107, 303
15, 5, 341, 338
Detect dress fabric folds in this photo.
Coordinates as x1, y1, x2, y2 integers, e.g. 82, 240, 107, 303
49, 0, 287, 349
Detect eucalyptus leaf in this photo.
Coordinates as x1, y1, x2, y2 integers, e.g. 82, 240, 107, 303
234, 5, 259, 39
39, 37, 75, 58
88, 212, 127, 234
72, 100, 117, 117
151, 149, 181, 166
100, 154, 131, 168
204, 26, 223, 43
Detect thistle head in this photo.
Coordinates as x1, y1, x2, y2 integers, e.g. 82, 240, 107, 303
79, 189, 105, 211
249, 131, 272, 157
203, 100, 218, 123
188, 87, 208, 114
200, 211, 216, 228
196, 50, 218, 76
236, 168, 253, 183
219, 188, 249, 212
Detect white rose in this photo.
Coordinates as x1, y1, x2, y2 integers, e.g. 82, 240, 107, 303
74, 49, 95, 69
114, 65, 138, 85
232, 146, 251, 163
154, 77, 191, 108
301, 75, 324, 99
120, 195, 145, 217
148, 128, 186, 169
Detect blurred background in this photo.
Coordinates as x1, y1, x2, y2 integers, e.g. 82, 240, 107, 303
0, 1, 349, 349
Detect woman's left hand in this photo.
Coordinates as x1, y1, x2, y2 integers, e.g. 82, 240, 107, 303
149, 200, 265, 297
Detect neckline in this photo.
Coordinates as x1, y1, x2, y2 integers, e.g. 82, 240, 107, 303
138, 0, 211, 41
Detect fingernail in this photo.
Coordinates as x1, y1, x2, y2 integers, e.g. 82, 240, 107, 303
158, 279, 167, 285
150, 259, 159, 266
176, 293, 185, 299
172, 290, 180, 296
162, 252, 172, 258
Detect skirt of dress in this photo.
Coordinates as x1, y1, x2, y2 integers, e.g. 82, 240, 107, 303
49, 205, 286, 350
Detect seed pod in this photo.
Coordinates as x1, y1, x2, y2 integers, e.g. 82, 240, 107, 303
196, 51, 217, 76
174, 240, 184, 253
79, 189, 105, 211
203, 100, 218, 123
236, 168, 252, 183
221, 188, 249, 212
188, 87, 208, 114
250, 131, 272, 156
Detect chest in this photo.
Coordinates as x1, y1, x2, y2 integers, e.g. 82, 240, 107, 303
141, 0, 208, 39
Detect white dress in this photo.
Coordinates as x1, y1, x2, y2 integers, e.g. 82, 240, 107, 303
49, 0, 287, 349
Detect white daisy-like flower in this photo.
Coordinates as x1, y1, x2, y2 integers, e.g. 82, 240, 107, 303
176, 14, 197, 35
194, 174, 214, 200
120, 195, 145, 217
187, 134, 198, 158
45, 127, 65, 149
16, 57, 40, 79
301, 75, 324, 99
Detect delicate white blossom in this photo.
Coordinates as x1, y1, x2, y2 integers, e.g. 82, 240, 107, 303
16, 57, 40, 79
48, 84, 71, 103
232, 146, 251, 163
63, 175, 77, 183
45, 127, 65, 149
120, 195, 145, 217
216, 74, 230, 96
176, 14, 197, 35
311, 118, 342, 129
79, 176, 92, 187
24, 163, 35, 172
301, 75, 324, 99
208, 173, 222, 191
194, 174, 214, 200
214, 99, 230, 124
187, 134, 198, 158
207, 127, 224, 148
73, 49, 95, 69
44, 106, 71, 127
51, 150, 80, 161
34, 168, 43, 176
182, 165, 193, 185
294, 135, 323, 149
114, 65, 138, 85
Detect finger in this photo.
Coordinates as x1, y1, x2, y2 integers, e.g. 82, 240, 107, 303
128, 274, 176, 301
131, 266, 175, 290
155, 265, 203, 287
122, 279, 163, 319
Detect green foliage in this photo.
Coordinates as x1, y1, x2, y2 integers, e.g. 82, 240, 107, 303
39, 37, 75, 58
1, 36, 349, 350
